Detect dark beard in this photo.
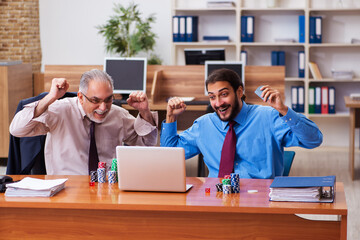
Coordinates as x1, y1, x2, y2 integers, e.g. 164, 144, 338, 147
214, 97, 241, 122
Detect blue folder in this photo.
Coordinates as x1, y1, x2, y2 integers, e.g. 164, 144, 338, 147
246, 16, 254, 42
186, 16, 198, 42
309, 16, 316, 43
315, 16, 322, 43
172, 16, 179, 42
241, 16, 247, 42
278, 51, 285, 66
298, 15, 305, 43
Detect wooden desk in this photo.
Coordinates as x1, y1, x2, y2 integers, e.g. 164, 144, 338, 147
0, 176, 347, 240
345, 96, 360, 180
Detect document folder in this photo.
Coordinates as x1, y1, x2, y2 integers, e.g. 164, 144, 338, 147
269, 175, 336, 203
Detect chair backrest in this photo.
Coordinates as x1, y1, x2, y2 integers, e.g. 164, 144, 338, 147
283, 150, 296, 176
7, 92, 77, 175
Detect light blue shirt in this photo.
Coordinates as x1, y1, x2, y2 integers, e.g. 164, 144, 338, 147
160, 102, 323, 179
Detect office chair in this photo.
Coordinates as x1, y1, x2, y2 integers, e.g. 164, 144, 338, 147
283, 150, 296, 176
7, 92, 77, 175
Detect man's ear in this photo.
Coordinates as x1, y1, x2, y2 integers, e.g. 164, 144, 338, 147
236, 86, 244, 99
77, 91, 84, 104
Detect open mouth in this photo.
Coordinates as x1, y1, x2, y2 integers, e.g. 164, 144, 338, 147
218, 105, 230, 113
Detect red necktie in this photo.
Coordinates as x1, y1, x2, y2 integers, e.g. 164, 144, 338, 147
218, 120, 236, 178
89, 121, 99, 174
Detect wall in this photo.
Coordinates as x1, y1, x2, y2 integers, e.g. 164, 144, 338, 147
0, 0, 42, 72
39, 0, 172, 69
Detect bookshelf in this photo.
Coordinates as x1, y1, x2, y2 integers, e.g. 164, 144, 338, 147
171, 0, 360, 121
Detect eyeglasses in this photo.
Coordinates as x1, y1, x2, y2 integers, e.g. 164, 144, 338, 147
81, 92, 114, 105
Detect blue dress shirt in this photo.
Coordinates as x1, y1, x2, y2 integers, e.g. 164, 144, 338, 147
160, 102, 323, 179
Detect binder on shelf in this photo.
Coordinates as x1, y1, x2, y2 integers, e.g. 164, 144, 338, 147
315, 86, 321, 114
329, 87, 336, 114
241, 16, 247, 42
203, 35, 230, 42
240, 50, 247, 65
246, 16, 254, 42
315, 16, 322, 43
298, 51, 305, 78
298, 86, 304, 113
186, 16, 198, 42
291, 86, 298, 112
269, 175, 336, 203
308, 62, 323, 80
308, 87, 315, 114
172, 16, 179, 42
309, 16, 316, 44
271, 51, 285, 66
298, 15, 305, 43
271, 51, 278, 66
278, 51, 285, 66
321, 86, 329, 114
179, 16, 186, 42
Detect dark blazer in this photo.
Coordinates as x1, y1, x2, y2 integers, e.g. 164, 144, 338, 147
6, 92, 77, 174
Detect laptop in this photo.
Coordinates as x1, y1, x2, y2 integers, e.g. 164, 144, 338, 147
116, 146, 193, 192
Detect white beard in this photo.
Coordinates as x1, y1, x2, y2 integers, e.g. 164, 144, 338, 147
87, 109, 109, 123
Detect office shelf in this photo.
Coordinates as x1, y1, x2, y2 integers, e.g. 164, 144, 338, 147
171, 0, 360, 118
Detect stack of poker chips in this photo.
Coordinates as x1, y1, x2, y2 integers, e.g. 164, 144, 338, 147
231, 173, 240, 193
111, 159, 118, 178
97, 162, 106, 183
216, 173, 240, 194
90, 171, 98, 182
107, 171, 117, 184
222, 179, 232, 194
215, 183, 223, 192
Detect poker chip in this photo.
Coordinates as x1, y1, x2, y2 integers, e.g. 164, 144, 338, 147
97, 168, 106, 183
108, 171, 117, 184
231, 173, 240, 193
111, 158, 118, 171
98, 162, 106, 169
90, 171, 98, 182
215, 183, 223, 192
222, 184, 232, 194
224, 175, 231, 179
205, 187, 211, 193
222, 179, 231, 186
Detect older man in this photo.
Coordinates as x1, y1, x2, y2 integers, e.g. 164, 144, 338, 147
10, 69, 158, 175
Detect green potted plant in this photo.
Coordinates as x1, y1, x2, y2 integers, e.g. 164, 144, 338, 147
97, 2, 162, 64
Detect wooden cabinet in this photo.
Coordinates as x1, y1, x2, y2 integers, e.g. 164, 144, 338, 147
0, 62, 32, 158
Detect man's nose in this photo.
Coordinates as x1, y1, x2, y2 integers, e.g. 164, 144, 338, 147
98, 102, 107, 111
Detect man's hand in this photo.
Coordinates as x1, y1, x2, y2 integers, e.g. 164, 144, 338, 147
34, 78, 70, 118
166, 97, 187, 123
260, 85, 288, 116
48, 78, 69, 101
127, 91, 155, 125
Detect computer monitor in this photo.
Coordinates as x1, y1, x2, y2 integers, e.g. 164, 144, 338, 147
184, 49, 225, 65
204, 61, 245, 95
104, 57, 147, 94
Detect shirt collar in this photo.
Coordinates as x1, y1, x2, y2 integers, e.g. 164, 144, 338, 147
77, 97, 87, 120
220, 101, 249, 130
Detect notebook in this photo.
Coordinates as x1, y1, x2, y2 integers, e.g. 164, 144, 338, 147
116, 146, 193, 192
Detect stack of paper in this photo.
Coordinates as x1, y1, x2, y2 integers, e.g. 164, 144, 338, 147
207, 1, 235, 8
269, 175, 335, 203
270, 187, 321, 202
5, 177, 67, 197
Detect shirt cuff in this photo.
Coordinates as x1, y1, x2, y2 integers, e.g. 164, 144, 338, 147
161, 120, 178, 137
134, 111, 158, 136
281, 107, 300, 127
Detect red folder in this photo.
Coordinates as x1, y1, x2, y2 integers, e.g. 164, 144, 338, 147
321, 86, 328, 114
